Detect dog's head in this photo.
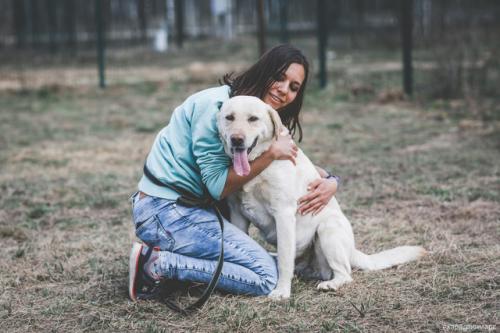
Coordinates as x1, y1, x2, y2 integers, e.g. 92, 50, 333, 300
217, 96, 283, 177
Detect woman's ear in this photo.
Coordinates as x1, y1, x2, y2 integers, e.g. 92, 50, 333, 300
267, 106, 284, 140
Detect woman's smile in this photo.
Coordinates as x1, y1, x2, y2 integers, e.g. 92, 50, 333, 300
269, 93, 283, 104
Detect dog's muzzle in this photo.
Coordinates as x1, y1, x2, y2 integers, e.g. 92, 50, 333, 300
230, 136, 258, 155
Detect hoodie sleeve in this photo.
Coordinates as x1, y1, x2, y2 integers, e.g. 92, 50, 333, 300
190, 99, 231, 200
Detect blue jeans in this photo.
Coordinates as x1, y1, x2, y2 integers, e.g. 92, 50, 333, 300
131, 192, 278, 296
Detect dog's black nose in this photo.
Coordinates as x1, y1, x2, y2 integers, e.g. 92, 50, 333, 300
231, 136, 244, 147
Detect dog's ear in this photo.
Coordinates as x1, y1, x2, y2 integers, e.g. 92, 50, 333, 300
267, 105, 284, 140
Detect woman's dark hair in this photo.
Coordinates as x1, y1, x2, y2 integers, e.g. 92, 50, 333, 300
221, 44, 309, 142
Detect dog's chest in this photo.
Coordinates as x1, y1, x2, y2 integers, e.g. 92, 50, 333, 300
239, 176, 278, 243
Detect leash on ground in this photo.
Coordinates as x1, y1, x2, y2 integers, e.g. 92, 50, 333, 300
143, 163, 224, 315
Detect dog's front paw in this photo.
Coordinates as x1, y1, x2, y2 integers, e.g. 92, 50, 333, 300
268, 288, 290, 300
317, 280, 339, 291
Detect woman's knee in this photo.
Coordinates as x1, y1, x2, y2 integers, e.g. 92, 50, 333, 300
253, 255, 278, 295
256, 273, 278, 295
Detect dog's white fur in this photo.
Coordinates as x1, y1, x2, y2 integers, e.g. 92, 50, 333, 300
217, 96, 427, 300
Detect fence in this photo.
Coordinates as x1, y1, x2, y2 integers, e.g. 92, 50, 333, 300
0, 0, 499, 103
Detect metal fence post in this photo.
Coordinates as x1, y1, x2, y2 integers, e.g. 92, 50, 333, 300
400, 0, 413, 96
279, 0, 289, 43
257, 0, 266, 56
95, 0, 106, 88
174, 0, 184, 49
317, 0, 328, 89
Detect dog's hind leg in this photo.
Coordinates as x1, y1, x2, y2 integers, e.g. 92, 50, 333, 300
315, 222, 354, 291
311, 240, 334, 281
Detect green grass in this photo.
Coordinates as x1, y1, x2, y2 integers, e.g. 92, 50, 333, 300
0, 44, 499, 332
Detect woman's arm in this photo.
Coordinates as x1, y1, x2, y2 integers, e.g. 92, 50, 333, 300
315, 165, 329, 178
220, 134, 298, 199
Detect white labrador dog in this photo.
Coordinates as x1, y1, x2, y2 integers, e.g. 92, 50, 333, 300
217, 96, 426, 300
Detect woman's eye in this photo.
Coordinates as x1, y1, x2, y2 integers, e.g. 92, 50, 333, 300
225, 115, 235, 121
248, 116, 259, 122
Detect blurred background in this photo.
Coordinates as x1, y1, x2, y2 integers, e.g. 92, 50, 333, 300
1, 0, 499, 118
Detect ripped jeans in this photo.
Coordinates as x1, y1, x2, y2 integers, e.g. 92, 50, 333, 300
130, 192, 278, 296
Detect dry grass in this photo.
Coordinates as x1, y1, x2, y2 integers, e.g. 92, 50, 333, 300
0, 50, 499, 332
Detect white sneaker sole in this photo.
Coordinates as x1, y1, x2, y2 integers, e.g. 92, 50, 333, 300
129, 242, 143, 301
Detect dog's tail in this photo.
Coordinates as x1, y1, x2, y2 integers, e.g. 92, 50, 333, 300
351, 246, 427, 271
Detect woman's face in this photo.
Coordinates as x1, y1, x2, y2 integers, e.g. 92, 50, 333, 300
263, 63, 305, 111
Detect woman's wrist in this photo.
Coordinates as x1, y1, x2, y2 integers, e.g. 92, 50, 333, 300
262, 147, 277, 161
325, 171, 341, 187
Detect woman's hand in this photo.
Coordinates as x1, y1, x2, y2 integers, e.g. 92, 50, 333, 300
297, 177, 338, 216
268, 134, 298, 165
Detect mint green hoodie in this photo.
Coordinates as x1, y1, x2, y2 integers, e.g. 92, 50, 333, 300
138, 85, 231, 200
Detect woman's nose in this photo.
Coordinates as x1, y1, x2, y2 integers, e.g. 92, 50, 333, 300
276, 82, 288, 95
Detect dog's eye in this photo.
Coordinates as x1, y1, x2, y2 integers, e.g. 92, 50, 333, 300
225, 115, 235, 121
248, 116, 259, 122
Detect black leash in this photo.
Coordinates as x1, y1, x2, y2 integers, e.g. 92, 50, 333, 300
143, 164, 225, 315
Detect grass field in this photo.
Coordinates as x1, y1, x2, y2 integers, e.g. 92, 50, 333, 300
0, 43, 499, 332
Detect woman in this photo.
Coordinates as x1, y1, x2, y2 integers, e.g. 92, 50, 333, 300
129, 44, 339, 301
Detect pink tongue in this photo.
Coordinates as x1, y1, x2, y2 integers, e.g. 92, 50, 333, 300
233, 150, 250, 176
